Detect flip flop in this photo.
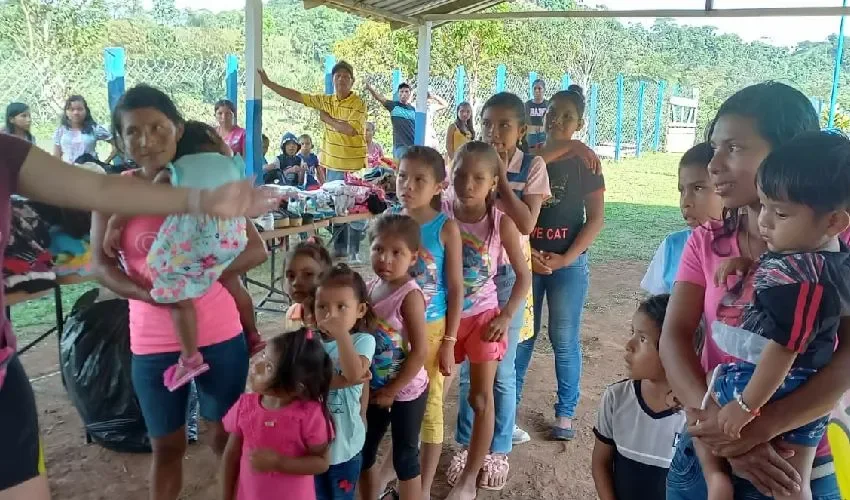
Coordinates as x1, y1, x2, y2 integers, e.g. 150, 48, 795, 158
378, 484, 399, 500
164, 359, 210, 392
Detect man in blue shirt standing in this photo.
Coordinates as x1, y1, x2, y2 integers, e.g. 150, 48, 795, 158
365, 82, 416, 160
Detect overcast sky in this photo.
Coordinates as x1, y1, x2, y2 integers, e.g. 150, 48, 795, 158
150, 0, 847, 47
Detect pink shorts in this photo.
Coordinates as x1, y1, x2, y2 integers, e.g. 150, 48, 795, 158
454, 308, 507, 364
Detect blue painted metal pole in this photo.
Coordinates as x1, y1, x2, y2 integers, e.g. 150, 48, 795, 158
652, 80, 666, 152
414, 22, 433, 146
528, 71, 538, 100
829, 0, 847, 129
496, 64, 507, 93
635, 80, 646, 158
245, 0, 263, 182
226, 54, 238, 119
455, 65, 466, 106
588, 83, 599, 149
615, 74, 624, 161
324, 55, 336, 96
392, 68, 402, 101
561, 73, 571, 90
104, 47, 125, 112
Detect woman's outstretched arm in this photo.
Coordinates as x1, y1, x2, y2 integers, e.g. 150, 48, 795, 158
16, 144, 279, 218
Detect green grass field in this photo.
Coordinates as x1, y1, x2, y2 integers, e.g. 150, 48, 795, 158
8, 153, 685, 340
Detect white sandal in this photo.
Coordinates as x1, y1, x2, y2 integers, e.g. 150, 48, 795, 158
445, 448, 468, 487
478, 454, 510, 491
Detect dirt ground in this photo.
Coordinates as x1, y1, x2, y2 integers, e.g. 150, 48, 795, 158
20, 260, 646, 500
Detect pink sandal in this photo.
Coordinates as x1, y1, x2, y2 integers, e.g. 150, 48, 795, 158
163, 353, 209, 392
445, 448, 468, 487
478, 453, 510, 491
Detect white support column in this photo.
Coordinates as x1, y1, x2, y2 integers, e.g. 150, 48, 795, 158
414, 21, 432, 146
244, 0, 263, 181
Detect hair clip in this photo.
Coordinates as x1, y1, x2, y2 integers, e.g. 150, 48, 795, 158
306, 236, 318, 244
305, 329, 314, 340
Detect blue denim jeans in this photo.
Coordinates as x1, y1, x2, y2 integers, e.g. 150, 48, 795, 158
131, 333, 248, 438
666, 431, 842, 500
515, 253, 589, 419
325, 168, 352, 255
455, 265, 524, 454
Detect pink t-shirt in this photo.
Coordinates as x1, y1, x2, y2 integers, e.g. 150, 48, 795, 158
675, 221, 850, 457
367, 142, 385, 169
120, 212, 243, 355
223, 393, 332, 500
442, 196, 504, 317
219, 126, 246, 157
675, 222, 741, 373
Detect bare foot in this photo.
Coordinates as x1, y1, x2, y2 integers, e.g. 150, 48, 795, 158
445, 480, 477, 500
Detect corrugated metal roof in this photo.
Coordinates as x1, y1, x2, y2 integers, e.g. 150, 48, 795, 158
305, 2, 850, 25
303, 0, 507, 28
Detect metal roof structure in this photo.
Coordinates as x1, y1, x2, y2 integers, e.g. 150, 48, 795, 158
305, 1, 850, 27
303, 0, 506, 29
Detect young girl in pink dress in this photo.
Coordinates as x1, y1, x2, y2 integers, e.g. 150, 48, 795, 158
221, 328, 335, 500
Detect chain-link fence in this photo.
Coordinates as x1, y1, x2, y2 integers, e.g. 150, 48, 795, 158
0, 48, 725, 161
0, 54, 109, 146
125, 58, 227, 124
4, 47, 834, 162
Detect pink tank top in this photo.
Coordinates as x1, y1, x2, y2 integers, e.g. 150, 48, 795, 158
117, 172, 243, 355
368, 278, 429, 402
442, 196, 503, 317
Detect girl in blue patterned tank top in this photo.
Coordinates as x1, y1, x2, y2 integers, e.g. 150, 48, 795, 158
382, 146, 464, 498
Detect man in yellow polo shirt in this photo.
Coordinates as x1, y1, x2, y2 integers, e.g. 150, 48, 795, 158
258, 61, 367, 181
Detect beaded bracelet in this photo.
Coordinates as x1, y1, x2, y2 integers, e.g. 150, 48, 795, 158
735, 393, 761, 417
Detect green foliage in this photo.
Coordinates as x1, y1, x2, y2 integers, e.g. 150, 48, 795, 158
3, 0, 850, 146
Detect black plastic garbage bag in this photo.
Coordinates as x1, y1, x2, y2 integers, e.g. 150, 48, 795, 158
60, 289, 199, 452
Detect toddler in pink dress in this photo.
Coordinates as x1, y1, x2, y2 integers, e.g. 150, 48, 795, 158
221, 328, 334, 500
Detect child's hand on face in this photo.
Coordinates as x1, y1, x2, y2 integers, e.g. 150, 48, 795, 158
250, 449, 285, 473
438, 340, 455, 377
497, 150, 510, 176
317, 314, 350, 340
714, 257, 755, 288
717, 400, 756, 438
484, 313, 511, 342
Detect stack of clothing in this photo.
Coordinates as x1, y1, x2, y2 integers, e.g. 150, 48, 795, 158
4, 197, 55, 294
3, 196, 95, 294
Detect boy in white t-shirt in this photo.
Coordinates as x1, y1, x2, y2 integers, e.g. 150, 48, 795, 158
592, 294, 686, 500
